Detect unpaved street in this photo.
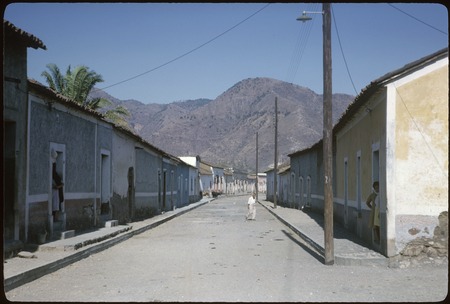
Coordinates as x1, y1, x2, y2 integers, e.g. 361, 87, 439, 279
5, 196, 448, 302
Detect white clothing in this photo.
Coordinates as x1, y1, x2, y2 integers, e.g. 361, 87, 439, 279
246, 195, 256, 220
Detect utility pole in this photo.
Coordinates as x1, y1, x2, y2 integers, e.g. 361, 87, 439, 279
297, 3, 334, 265
322, 3, 334, 265
274, 97, 278, 209
256, 131, 259, 202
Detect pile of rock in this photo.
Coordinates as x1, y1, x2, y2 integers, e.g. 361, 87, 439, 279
390, 211, 448, 268
401, 211, 448, 258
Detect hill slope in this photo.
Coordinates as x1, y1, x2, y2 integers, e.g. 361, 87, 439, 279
92, 77, 354, 172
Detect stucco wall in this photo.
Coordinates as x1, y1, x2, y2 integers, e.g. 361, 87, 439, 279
135, 148, 159, 194
290, 144, 324, 212
393, 64, 448, 216
110, 131, 135, 223
335, 94, 386, 206
28, 101, 97, 194
134, 148, 160, 218
335, 91, 387, 249
3, 41, 28, 241
112, 132, 136, 197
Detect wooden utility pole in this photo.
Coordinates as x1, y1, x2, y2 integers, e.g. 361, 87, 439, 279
256, 131, 259, 202
323, 3, 334, 265
274, 97, 278, 209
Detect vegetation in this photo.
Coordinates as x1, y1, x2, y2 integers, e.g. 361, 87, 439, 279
41, 63, 130, 128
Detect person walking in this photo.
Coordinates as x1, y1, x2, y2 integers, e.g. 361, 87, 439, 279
246, 192, 257, 221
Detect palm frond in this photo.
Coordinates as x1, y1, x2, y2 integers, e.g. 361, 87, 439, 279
41, 63, 66, 93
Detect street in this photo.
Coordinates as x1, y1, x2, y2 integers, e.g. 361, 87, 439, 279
5, 195, 448, 302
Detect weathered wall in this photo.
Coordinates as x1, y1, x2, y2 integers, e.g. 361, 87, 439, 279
28, 101, 96, 194
134, 147, 160, 218
26, 95, 106, 234
391, 61, 448, 253
393, 65, 448, 215
335, 91, 387, 248
3, 40, 28, 241
290, 144, 324, 212
111, 132, 136, 223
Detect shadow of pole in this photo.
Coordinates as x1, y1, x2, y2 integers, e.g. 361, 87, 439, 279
282, 229, 325, 264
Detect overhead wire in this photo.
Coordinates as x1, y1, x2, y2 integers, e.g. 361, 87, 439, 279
388, 3, 448, 36
287, 3, 447, 95
387, 4, 447, 177
285, 18, 314, 82
95, 3, 272, 93
331, 5, 359, 96
285, 3, 320, 84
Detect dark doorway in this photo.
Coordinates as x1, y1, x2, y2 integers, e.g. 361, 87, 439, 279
162, 170, 167, 211
4, 122, 16, 240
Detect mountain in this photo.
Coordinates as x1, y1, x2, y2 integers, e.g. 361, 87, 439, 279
90, 77, 354, 172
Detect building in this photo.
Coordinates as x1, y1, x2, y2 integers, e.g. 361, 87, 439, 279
3, 20, 46, 244
3, 20, 202, 250
288, 48, 448, 257
334, 48, 448, 256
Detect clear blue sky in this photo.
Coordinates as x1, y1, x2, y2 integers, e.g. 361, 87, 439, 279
4, 3, 448, 104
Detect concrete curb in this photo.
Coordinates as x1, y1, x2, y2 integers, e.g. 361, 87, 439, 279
259, 202, 388, 267
259, 202, 325, 255
4, 199, 212, 292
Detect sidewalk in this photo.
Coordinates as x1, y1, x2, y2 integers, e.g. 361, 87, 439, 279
3, 198, 213, 292
4, 196, 388, 292
258, 200, 388, 267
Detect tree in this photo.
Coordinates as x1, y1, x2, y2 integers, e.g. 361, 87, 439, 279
41, 63, 130, 127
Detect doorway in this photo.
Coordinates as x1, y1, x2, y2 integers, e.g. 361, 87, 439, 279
4, 122, 16, 240
344, 158, 349, 228
100, 151, 111, 215
372, 147, 380, 246
49, 143, 66, 235
162, 170, 167, 211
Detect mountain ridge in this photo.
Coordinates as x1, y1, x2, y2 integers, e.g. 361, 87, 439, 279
90, 77, 354, 172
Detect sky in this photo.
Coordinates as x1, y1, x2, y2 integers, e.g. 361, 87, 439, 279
4, 2, 448, 104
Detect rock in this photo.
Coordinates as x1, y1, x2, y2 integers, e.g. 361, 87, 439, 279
408, 228, 421, 235
17, 251, 37, 259
402, 244, 424, 256
436, 248, 447, 255
424, 247, 438, 257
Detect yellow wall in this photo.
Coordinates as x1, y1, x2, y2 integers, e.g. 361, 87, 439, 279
335, 92, 386, 208
394, 65, 448, 215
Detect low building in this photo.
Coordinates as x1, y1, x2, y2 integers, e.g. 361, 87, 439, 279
288, 48, 448, 257
3, 20, 202, 248
4, 20, 46, 244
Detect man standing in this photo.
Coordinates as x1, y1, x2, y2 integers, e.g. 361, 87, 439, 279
246, 192, 257, 221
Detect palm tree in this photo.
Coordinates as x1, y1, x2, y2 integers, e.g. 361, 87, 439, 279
42, 63, 130, 126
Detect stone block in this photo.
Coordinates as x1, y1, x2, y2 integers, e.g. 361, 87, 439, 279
105, 220, 118, 228
61, 230, 75, 239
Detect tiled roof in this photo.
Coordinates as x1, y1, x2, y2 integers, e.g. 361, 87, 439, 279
4, 20, 47, 50
28, 79, 103, 118
289, 48, 448, 158
333, 47, 448, 134
278, 164, 291, 174
288, 140, 322, 158
199, 162, 213, 175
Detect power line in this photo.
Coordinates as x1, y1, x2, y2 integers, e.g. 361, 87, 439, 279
388, 3, 448, 35
285, 3, 319, 83
95, 4, 271, 93
285, 14, 314, 82
331, 5, 359, 96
